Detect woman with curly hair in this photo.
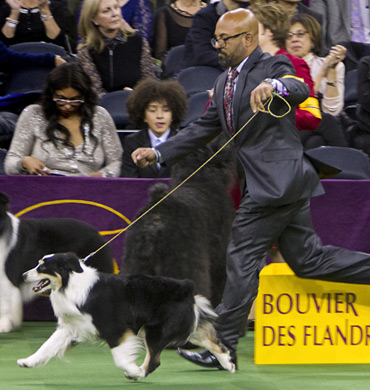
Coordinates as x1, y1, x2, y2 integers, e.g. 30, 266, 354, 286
121, 78, 187, 178
77, 0, 155, 100
4, 62, 122, 177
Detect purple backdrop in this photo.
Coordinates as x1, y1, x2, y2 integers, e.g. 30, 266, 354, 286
1, 176, 370, 321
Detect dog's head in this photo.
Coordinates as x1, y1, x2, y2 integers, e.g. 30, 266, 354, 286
23, 252, 83, 294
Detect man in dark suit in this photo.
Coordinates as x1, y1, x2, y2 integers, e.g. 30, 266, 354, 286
131, 8, 370, 369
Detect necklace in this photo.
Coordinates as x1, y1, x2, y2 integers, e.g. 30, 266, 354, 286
172, 0, 205, 17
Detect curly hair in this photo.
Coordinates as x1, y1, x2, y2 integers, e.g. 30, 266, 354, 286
250, 2, 291, 49
41, 62, 98, 150
126, 79, 188, 129
291, 13, 322, 56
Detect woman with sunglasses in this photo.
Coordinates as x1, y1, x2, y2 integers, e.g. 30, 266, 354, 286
4, 62, 123, 176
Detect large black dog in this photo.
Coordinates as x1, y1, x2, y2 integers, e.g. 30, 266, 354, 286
121, 135, 236, 307
0, 192, 114, 333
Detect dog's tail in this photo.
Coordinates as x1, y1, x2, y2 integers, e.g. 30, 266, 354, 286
193, 294, 218, 330
149, 183, 170, 202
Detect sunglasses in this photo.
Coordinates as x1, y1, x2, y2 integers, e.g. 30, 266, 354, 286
53, 98, 85, 107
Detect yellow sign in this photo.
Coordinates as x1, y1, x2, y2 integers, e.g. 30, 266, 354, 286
255, 263, 370, 364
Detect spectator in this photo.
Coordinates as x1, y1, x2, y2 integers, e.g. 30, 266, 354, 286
0, 0, 70, 48
77, 0, 155, 99
309, 0, 370, 46
119, 0, 153, 43
151, 0, 207, 62
348, 55, 370, 155
122, 78, 187, 178
250, 2, 322, 131
286, 13, 346, 117
4, 62, 122, 176
0, 39, 65, 148
181, 0, 250, 70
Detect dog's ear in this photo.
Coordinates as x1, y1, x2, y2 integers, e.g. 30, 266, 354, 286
65, 252, 84, 273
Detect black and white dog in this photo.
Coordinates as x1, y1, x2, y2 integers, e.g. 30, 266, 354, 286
17, 252, 235, 380
0, 192, 114, 333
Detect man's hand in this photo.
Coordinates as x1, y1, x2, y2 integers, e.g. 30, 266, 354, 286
250, 81, 274, 113
131, 148, 156, 168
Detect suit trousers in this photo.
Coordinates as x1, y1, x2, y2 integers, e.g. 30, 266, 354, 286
215, 193, 370, 353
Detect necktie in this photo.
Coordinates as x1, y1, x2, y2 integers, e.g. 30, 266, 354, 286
350, 0, 365, 42
224, 68, 239, 134
154, 138, 162, 170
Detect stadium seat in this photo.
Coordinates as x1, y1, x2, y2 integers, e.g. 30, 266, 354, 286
99, 90, 133, 130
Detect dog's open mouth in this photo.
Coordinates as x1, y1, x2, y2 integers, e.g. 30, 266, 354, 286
32, 279, 51, 293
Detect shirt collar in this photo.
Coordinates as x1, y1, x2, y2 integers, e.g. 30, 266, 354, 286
148, 128, 171, 147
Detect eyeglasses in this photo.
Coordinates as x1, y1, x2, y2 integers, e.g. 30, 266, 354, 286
287, 31, 308, 40
211, 32, 248, 49
53, 98, 85, 107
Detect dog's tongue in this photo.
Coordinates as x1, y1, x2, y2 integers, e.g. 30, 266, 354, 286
32, 279, 50, 293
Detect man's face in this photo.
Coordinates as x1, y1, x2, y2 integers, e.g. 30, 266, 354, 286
214, 22, 248, 69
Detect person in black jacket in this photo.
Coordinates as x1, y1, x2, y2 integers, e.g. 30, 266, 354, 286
77, 0, 155, 99
121, 78, 187, 178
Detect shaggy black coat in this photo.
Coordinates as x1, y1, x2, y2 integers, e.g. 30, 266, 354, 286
121, 135, 236, 307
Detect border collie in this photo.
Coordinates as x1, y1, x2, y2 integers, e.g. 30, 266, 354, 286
0, 192, 113, 333
17, 252, 235, 380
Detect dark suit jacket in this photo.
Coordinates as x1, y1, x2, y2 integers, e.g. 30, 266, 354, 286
158, 47, 324, 207
121, 128, 177, 178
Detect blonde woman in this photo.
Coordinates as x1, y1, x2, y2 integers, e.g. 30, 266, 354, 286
77, 0, 155, 100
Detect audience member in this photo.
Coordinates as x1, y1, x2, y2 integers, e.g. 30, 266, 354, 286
286, 13, 346, 117
121, 78, 187, 177
119, 0, 153, 42
348, 55, 370, 155
151, 0, 207, 62
181, 0, 250, 70
0, 38, 65, 71
250, 2, 322, 131
0, 0, 70, 48
309, 0, 370, 46
251, 0, 326, 53
4, 62, 122, 176
77, 0, 155, 100
285, 13, 349, 148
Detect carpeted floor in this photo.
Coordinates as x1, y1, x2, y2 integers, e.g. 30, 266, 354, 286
1, 322, 370, 390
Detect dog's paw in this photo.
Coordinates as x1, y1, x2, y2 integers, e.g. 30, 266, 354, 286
17, 358, 31, 368
124, 367, 146, 381
17, 357, 39, 368
0, 317, 15, 333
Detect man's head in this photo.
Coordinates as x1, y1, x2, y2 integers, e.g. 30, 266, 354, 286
213, 9, 258, 69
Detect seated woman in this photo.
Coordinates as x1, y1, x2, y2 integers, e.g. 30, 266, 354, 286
121, 78, 187, 178
285, 13, 346, 117
77, 0, 155, 100
4, 62, 122, 176
0, 0, 69, 48
151, 0, 206, 62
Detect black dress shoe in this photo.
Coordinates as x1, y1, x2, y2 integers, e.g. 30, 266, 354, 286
177, 349, 237, 370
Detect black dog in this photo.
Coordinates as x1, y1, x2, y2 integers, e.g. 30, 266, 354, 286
121, 135, 236, 307
0, 192, 113, 333
18, 252, 235, 379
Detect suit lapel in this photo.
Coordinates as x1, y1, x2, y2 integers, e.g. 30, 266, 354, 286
233, 47, 265, 133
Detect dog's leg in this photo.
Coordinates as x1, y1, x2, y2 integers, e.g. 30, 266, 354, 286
189, 322, 235, 373
0, 270, 22, 333
17, 326, 74, 368
110, 330, 146, 380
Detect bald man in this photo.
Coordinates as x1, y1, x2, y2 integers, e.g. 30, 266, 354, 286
131, 9, 370, 370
